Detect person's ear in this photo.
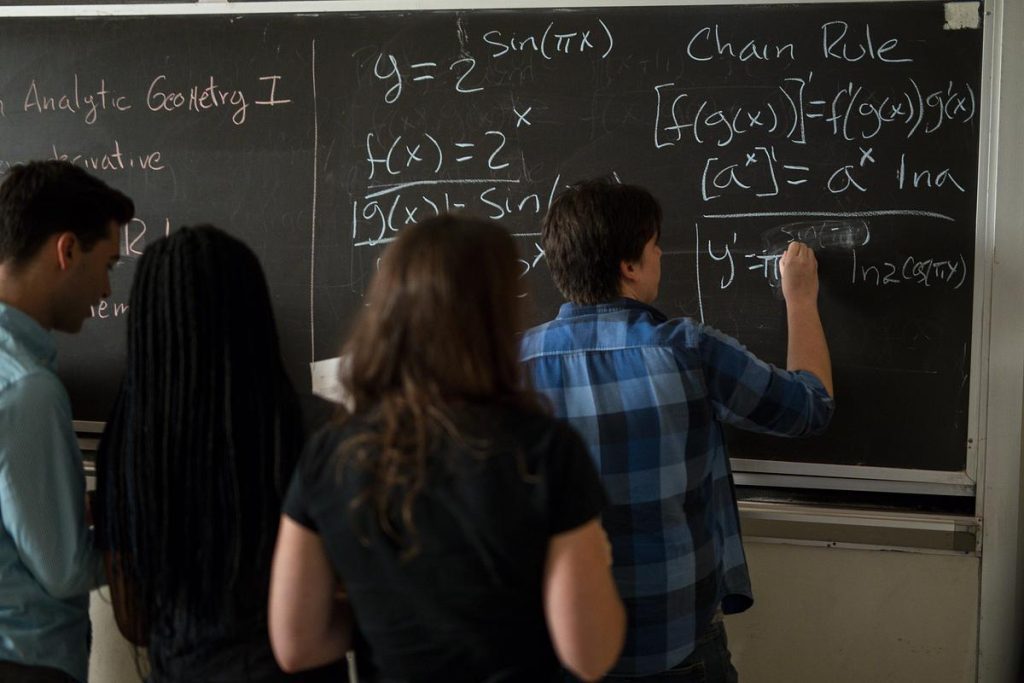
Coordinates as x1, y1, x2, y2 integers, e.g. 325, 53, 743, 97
620, 258, 639, 283
55, 232, 77, 271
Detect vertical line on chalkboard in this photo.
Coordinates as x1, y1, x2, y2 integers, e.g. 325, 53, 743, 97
695, 222, 704, 324
310, 39, 319, 363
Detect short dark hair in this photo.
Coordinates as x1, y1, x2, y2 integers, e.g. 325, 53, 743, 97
0, 160, 134, 266
541, 179, 662, 304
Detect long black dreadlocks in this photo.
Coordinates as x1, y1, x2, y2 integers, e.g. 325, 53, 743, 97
96, 225, 303, 646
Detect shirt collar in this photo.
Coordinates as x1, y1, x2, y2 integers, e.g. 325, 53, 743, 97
555, 297, 669, 324
0, 301, 57, 370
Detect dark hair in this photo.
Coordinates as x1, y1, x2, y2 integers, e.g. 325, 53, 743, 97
96, 225, 302, 639
0, 160, 134, 265
541, 178, 662, 304
338, 213, 542, 553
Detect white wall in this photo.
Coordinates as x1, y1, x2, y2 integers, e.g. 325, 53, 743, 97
87, 541, 982, 683
89, 589, 144, 682
730, 542, 979, 683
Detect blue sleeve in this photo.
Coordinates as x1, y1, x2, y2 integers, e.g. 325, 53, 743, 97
0, 372, 106, 597
696, 326, 834, 436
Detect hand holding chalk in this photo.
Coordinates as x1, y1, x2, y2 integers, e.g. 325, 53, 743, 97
779, 242, 819, 307
763, 219, 870, 291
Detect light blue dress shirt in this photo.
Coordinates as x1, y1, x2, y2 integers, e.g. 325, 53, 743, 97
0, 301, 105, 682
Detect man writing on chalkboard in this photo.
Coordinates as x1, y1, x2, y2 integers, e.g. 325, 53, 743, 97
0, 161, 134, 683
521, 179, 834, 681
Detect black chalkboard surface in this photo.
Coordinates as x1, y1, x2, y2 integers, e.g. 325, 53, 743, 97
0, 3, 982, 474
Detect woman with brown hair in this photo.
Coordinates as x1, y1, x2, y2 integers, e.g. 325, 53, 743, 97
268, 214, 625, 682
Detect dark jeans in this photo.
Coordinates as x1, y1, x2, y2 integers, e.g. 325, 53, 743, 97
0, 660, 78, 683
605, 621, 739, 683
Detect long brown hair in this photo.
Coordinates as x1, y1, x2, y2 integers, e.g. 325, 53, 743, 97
338, 213, 542, 552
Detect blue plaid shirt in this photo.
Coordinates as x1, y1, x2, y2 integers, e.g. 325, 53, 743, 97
521, 298, 833, 675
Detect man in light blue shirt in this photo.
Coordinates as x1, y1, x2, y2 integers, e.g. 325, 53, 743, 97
0, 161, 134, 682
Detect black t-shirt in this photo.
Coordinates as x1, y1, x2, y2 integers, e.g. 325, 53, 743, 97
99, 394, 348, 683
283, 403, 606, 683
147, 616, 343, 683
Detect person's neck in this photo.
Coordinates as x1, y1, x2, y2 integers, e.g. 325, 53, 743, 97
618, 284, 647, 303
0, 266, 52, 330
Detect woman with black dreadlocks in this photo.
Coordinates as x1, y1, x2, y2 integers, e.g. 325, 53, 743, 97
95, 225, 345, 682
267, 214, 625, 682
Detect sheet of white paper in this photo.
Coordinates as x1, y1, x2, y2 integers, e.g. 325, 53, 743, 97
944, 2, 980, 30
309, 356, 351, 409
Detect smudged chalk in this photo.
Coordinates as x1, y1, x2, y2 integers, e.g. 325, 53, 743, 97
761, 219, 871, 291
762, 219, 870, 254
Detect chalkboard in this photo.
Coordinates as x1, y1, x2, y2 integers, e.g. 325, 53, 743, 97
0, 2, 983, 475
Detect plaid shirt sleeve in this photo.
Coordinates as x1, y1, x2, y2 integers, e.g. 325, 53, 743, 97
696, 325, 834, 436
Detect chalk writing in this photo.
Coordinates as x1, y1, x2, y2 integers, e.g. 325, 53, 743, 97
697, 145, 918, 200
145, 73, 290, 125
482, 18, 613, 60
89, 300, 129, 320
50, 141, 164, 172
23, 76, 131, 125
898, 153, 966, 192
371, 52, 487, 102
821, 21, 913, 63
686, 25, 796, 63
120, 217, 172, 258
852, 250, 969, 288
0, 5, 978, 471
370, 19, 612, 104
351, 176, 560, 247
342, 11, 978, 317
146, 75, 249, 124
364, 130, 513, 179
654, 76, 975, 149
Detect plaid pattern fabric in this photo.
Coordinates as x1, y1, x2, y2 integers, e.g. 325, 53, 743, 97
521, 298, 834, 675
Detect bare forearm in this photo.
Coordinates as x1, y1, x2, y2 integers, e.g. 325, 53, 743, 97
569, 576, 626, 681
276, 600, 352, 672
545, 521, 626, 681
269, 517, 352, 672
786, 301, 833, 397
